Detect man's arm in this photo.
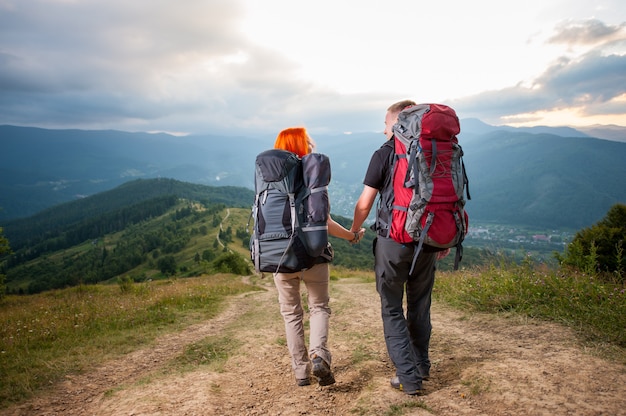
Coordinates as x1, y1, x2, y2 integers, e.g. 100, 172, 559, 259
350, 185, 378, 232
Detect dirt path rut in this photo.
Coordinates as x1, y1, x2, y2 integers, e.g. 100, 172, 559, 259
3, 278, 625, 416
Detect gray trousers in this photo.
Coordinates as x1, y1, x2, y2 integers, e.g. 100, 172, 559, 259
374, 236, 437, 391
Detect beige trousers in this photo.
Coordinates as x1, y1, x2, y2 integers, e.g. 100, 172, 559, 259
273, 262, 332, 380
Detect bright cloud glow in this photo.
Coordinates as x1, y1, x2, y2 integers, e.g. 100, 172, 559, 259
504, 93, 626, 127
0, 0, 624, 134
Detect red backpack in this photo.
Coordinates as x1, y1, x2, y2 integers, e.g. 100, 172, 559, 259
376, 104, 470, 271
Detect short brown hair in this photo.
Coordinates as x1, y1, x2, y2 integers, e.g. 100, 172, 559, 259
387, 99, 416, 115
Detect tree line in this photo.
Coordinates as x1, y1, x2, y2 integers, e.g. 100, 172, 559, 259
2, 202, 623, 297
2, 201, 227, 294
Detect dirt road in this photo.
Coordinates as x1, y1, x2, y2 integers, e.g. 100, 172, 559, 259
3, 277, 625, 415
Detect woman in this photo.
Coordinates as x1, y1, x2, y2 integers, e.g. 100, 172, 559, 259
272, 127, 365, 387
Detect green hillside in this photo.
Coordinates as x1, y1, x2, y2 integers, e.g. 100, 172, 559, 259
2, 200, 377, 294
3, 178, 254, 251
1, 179, 489, 295
1, 178, 254, 293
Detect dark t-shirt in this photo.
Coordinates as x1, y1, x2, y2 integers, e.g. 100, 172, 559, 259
363, 140, 393, 190
364, 139, 439, 252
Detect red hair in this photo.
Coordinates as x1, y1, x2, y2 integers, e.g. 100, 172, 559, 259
274, 127, 313, 158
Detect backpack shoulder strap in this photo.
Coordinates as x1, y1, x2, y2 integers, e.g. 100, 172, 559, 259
372, 140, 396, 237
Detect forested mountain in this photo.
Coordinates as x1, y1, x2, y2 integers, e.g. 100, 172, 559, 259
0, 178, 489, 294
2, 178, 253, 251
1, 122, 622, 296
0, 179, 253, 293
461, 131, 626, 228
311, 128, 626, 229
0, 180, 358, 294
1, 123, 625, 230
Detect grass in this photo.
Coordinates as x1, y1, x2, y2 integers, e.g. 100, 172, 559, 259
384, 400, 432, 416
0, 274, 262, 408
2, 259, 625, 409
461, 376, 491, 396
351, 344, 377, 365
434, 262, 626, 360
331, 266, 375, 283
172, 335, 237, 373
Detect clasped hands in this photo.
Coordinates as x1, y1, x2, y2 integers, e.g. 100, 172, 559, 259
349, 228, 366, 244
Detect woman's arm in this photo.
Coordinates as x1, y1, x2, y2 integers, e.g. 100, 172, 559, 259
328, 216, 365, 243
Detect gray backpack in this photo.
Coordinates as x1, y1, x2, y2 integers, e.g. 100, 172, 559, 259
249, 149, 333, 274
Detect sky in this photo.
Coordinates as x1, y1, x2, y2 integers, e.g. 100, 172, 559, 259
0, 0, 625, 136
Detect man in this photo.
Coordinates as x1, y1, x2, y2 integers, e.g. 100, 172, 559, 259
350, 99, 449, 395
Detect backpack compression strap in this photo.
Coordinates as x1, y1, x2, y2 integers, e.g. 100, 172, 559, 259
409, 212, 434, 275
274, 192, 298, 275
462, 158, 471, 200
403, 140, 420, 189
373, 140, 396, 238
249, 192, 262, 272
429, 139, 437, 175
301, 186, 330, 233
408, 209, 465, 274
454, 243, 463, 270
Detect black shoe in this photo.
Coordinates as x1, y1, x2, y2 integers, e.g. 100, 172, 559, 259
297, 378, 311, 386
312, 356, 336, 386
390, 376, 423, 396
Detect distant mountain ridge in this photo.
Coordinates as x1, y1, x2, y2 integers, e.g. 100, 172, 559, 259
459, 118, 593, 139
577, 125, 626, 142
1, 122, 625, 230
461, 130, 625, 228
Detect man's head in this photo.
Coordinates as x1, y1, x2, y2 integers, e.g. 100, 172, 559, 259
384, 99, 416, 140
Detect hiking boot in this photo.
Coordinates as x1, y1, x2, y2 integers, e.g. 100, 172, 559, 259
390, 376, 423, 396
312, 356, 335, 386
297, 377, 311, 386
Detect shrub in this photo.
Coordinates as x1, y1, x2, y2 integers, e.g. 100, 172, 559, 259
158, 255, 177, 276
117, 275, 134, 293
556, 203, 626, 282
212, 252, 251, 275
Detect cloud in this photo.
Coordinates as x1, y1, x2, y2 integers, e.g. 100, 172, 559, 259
539, 52, 626, 108
548, 19, 626, 46
0, 0, 392, 135
0, 1, 272, 129
451, 22, 626, 124
0, 0, 388, 135
1, 2, 625, 133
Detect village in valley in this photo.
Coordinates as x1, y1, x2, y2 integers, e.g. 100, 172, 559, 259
465, 222, 576, 264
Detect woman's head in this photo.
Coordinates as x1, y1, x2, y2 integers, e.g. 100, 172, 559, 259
274, 127, 314, 157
